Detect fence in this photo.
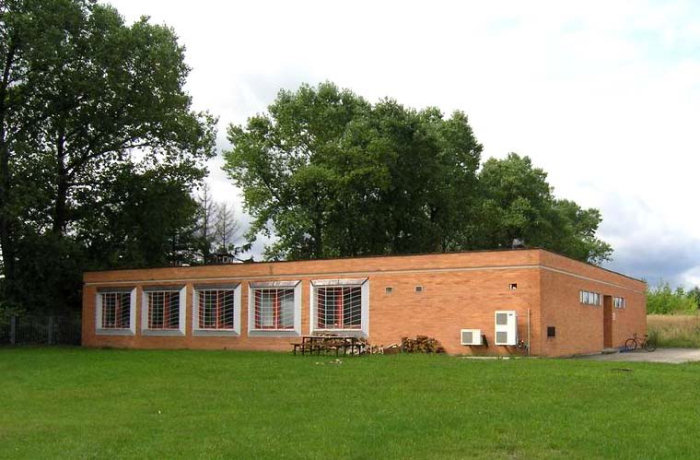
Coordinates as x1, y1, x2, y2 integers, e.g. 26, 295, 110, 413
0, 314, 81, 346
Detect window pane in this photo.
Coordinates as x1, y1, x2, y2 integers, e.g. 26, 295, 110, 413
118, 293, 131, 328
343, 287, 362, 328
254, 288, 295, 330
259, 291, 275, 328
198, 289, 235, 329
316, 286, 362, 330
148, 291, 179, 329
279, 289, 294, 328
102, 293, 116, 328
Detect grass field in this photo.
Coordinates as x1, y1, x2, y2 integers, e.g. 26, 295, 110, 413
2, 349, 700, 459
648, 314, 700, 348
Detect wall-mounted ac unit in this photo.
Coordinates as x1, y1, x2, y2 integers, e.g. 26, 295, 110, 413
495, 310, 517, 345
460, 329, 483, 346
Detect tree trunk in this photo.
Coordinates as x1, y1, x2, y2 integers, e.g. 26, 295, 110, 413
52, 132, 68, 236
0, 42, 17, 293
0, 137, 15, 289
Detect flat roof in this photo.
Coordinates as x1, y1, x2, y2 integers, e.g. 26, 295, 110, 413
84, 247, 644, 284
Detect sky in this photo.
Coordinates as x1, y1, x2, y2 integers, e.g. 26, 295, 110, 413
104, 0, 700, 288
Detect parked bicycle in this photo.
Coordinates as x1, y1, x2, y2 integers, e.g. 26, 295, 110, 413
624, 333, 657, 352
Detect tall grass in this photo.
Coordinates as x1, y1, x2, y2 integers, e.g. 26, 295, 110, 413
648, 314, 700, 348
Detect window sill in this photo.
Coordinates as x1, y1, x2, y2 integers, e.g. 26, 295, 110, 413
96, 328, 135, 336
312, 329, 366, 337
193, 329, 240, 337
142, 329, 185, 337
248, 329, 299, 338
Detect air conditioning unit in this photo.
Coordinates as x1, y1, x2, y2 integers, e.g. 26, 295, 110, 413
460, 329, 483, 346
495, 310, 518, 345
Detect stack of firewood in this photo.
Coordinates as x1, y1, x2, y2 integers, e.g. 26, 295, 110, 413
401, 335, 446, 353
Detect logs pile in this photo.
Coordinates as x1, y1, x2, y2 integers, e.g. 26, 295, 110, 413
401, 335, 446, 353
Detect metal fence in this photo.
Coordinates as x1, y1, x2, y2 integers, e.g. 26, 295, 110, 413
0, 314, 81, 345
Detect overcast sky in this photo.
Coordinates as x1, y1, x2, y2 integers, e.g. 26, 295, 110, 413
105, 0, 700, 287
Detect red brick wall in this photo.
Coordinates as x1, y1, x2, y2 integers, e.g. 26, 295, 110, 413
538, 252, 646, 356
82, 249, 646, 356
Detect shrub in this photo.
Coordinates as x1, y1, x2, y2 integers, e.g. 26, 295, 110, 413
646, 283, 698, 314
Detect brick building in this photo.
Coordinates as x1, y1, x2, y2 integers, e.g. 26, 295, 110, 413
82, 248, 646, 357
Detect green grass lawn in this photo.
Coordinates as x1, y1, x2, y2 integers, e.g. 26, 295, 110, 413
1, 349, 699, 459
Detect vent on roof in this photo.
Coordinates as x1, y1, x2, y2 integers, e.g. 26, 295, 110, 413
460, 329, 483, 346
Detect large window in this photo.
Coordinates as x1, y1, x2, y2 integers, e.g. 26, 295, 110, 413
142, 286, 186, 336
316, 286, 362, 330
95, 288, 135, 335
254, 288, 295, 329
193, 284, 241, 336
248, 281, 301, 336
311, 279, 369, 335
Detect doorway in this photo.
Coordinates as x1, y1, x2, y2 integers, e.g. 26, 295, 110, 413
603, 295, 613, 348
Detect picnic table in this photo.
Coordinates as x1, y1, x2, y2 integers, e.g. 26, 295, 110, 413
293, 335, 365, 356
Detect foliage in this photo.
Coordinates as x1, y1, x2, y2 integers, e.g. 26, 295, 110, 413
225, 82, 610, 264
687, 286, 700, 308
193, 185, 249, 262
476, 153, 612, 263
3, 349, 700, 458
225, 82, 483, 260
214, 203, 239, 253
194, 184, 217, 261
646, 283, 699, 314
0, 0, 216, 312
77, 165, 203, 269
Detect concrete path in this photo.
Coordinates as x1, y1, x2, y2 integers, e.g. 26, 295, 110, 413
580, 348, 700, 364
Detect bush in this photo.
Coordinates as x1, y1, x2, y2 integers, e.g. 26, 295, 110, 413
646, 283, 698, 314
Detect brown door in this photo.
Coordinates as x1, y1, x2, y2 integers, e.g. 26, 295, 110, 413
603, 295, 613, 348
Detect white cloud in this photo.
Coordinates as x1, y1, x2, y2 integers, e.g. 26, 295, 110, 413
105, 0, 700, 285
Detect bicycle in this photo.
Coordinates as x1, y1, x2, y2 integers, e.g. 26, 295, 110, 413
624, 333, 657, 352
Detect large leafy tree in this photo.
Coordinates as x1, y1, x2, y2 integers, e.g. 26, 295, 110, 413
226, 83, 612, 265
477, 153, 612, 263
0, 0, 216, 312
224, 82, 483, 260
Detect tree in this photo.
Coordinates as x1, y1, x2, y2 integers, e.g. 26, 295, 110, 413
687, 286, 700, 309
195, 183, 217, 262
0, 0, 216, 312
77, 165, 202, 269
476, 153, 612, 264
225, 82, 611, 265
224, 82, 482, 260
214, 202, 240, 253
646, 283, 698, 314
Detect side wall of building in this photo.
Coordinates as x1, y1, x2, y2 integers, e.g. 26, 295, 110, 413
363, 267, 541, 355
82, 251, 545, 355
82, 249, 646, 357
538, 252, 646, 357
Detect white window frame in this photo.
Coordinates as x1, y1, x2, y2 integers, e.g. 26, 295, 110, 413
579, 290, 601, 306
310, 278, 369, 337
248, 281, 301, 337
141, 285, 187, 336
192, 283, 241, 336
613, 296, 626, 309
95, 287, 136, 336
